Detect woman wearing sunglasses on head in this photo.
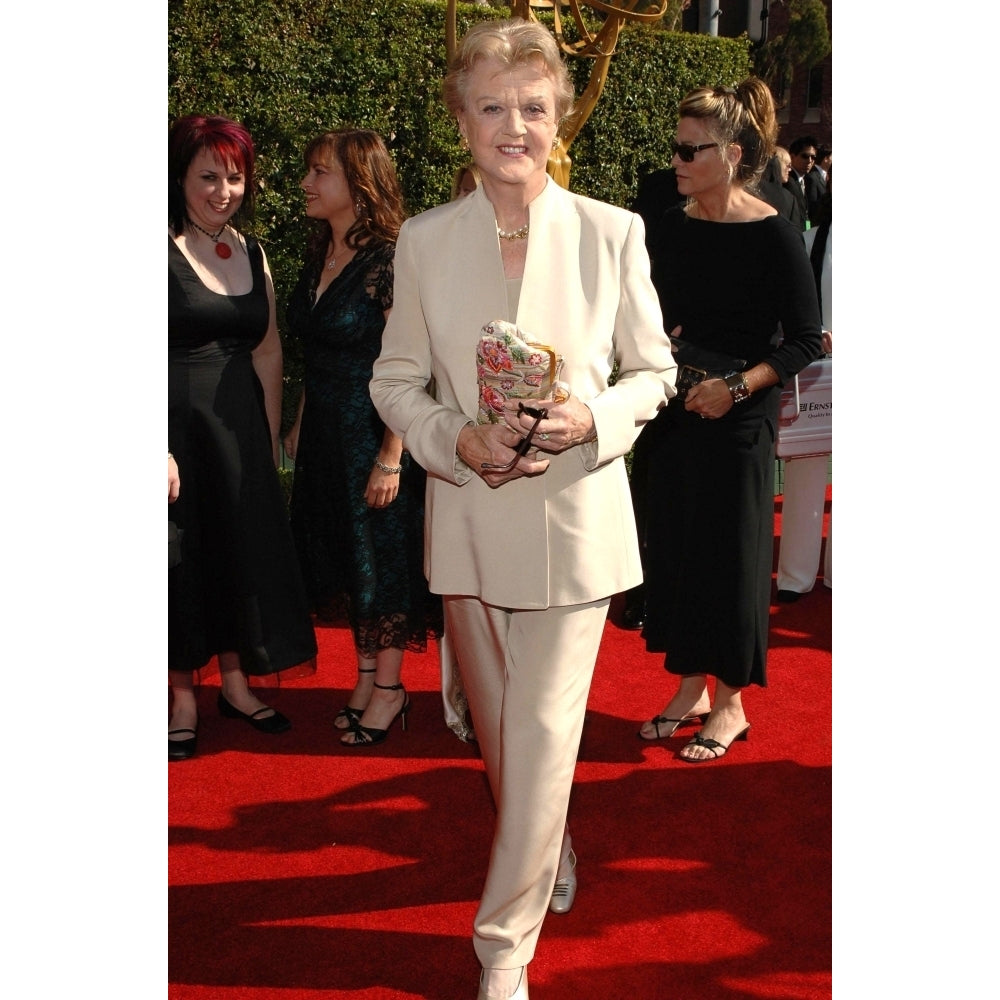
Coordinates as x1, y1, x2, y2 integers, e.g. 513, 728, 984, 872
636, 79, 823, 761
370, 18, 675, 999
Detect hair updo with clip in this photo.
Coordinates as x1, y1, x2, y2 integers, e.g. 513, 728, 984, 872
677, 77, 778, 190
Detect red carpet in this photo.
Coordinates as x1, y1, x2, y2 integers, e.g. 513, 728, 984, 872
169, 494, 831, 1000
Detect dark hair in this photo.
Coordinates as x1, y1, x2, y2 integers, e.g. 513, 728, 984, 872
816, 144, 832, 160
789, 135, 819, 156
677, 78, 778, 190
302, 129, 406, 264
168, 115, 256, 235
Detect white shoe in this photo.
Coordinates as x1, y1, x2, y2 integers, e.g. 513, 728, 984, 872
477, 966, 528, 1000
549, 849, 577, 914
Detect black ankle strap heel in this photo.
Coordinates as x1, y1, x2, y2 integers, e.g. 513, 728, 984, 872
334, 666, 377, 730
341, 682, 410, 746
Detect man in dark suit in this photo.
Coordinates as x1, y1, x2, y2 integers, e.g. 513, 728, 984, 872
814, 144, 831, 185
804, 161, 827, 227
758, 153, 804, 230
785, 135, 817, 229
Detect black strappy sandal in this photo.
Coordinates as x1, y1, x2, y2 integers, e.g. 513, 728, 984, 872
340, 682, 410, 747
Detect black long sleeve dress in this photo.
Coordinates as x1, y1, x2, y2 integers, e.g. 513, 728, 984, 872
640, 207, 822, 688
286, 241, 441, 655
168, 236, 317, 676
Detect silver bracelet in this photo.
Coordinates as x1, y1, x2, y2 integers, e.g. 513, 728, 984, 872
374, 458, 402, 475
724, 373, 751, 405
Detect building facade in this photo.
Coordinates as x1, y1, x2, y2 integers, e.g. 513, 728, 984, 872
683, 0, 832, 151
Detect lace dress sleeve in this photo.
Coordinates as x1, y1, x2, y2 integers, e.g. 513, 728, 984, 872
364, 242, 395, 312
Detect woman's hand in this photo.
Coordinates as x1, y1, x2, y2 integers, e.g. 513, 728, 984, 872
685, 361, 779, 419
365, 463, 401, 508
458, 422, 550, 488
283, 421, 300, 461
366, 431, 405, 507
501, 392, 596, 452
683, 379, 734, 420
168, 453, 180, 502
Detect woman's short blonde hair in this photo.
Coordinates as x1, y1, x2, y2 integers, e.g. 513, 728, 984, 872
450, 162, 482, 201
442, 17, 575, 126
678, 77, 778, 189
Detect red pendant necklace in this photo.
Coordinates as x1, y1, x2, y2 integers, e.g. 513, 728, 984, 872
189, 220, 232, 259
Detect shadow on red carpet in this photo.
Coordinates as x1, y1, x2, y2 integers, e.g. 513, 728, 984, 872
170, 497, 831, 1000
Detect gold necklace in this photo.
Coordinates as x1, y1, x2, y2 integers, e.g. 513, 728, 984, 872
497, 222, 529, 241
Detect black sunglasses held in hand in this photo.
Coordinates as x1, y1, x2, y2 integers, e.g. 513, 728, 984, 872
481, 403, 549, 472
670, 141, 718, 162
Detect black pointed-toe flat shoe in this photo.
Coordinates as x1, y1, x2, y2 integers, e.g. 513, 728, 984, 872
168, 728, 198, 761
217, 692, 291, 734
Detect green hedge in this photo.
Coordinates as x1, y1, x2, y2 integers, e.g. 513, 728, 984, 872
168, 0, 751, 425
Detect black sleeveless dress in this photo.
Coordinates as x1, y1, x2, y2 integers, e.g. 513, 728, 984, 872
168, 236, 317, 676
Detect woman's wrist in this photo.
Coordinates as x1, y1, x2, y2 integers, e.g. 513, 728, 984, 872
724, 373, 751, 405
374, 457, 403, 475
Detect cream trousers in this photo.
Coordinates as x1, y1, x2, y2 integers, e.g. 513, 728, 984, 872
777, 455, 832, 593
444, 595, 609, 969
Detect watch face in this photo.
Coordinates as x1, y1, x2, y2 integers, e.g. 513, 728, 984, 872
726, 375, 750, 403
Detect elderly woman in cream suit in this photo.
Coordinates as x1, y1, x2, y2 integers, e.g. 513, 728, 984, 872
370, 18, 675, 1000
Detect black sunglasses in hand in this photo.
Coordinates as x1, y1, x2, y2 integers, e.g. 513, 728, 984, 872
670, 141, 718, 162
481, 403, 549, 472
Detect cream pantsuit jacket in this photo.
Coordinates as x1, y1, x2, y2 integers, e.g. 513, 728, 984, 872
370, 178, 677, 609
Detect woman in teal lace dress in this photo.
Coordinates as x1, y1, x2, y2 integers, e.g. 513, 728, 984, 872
283, 129, 440, 747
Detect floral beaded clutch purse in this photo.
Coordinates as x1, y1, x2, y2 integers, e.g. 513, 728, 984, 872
476, 319, 566, 425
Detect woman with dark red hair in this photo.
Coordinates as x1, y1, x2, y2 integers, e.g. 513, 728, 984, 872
168, 114, 316, 761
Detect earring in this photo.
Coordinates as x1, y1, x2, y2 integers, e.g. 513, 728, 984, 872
460, 134, 469, 150
552, 135, 560, 150
355, 197, 364, 215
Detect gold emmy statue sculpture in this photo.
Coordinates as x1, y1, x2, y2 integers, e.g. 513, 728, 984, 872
446, 0, 669, 188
